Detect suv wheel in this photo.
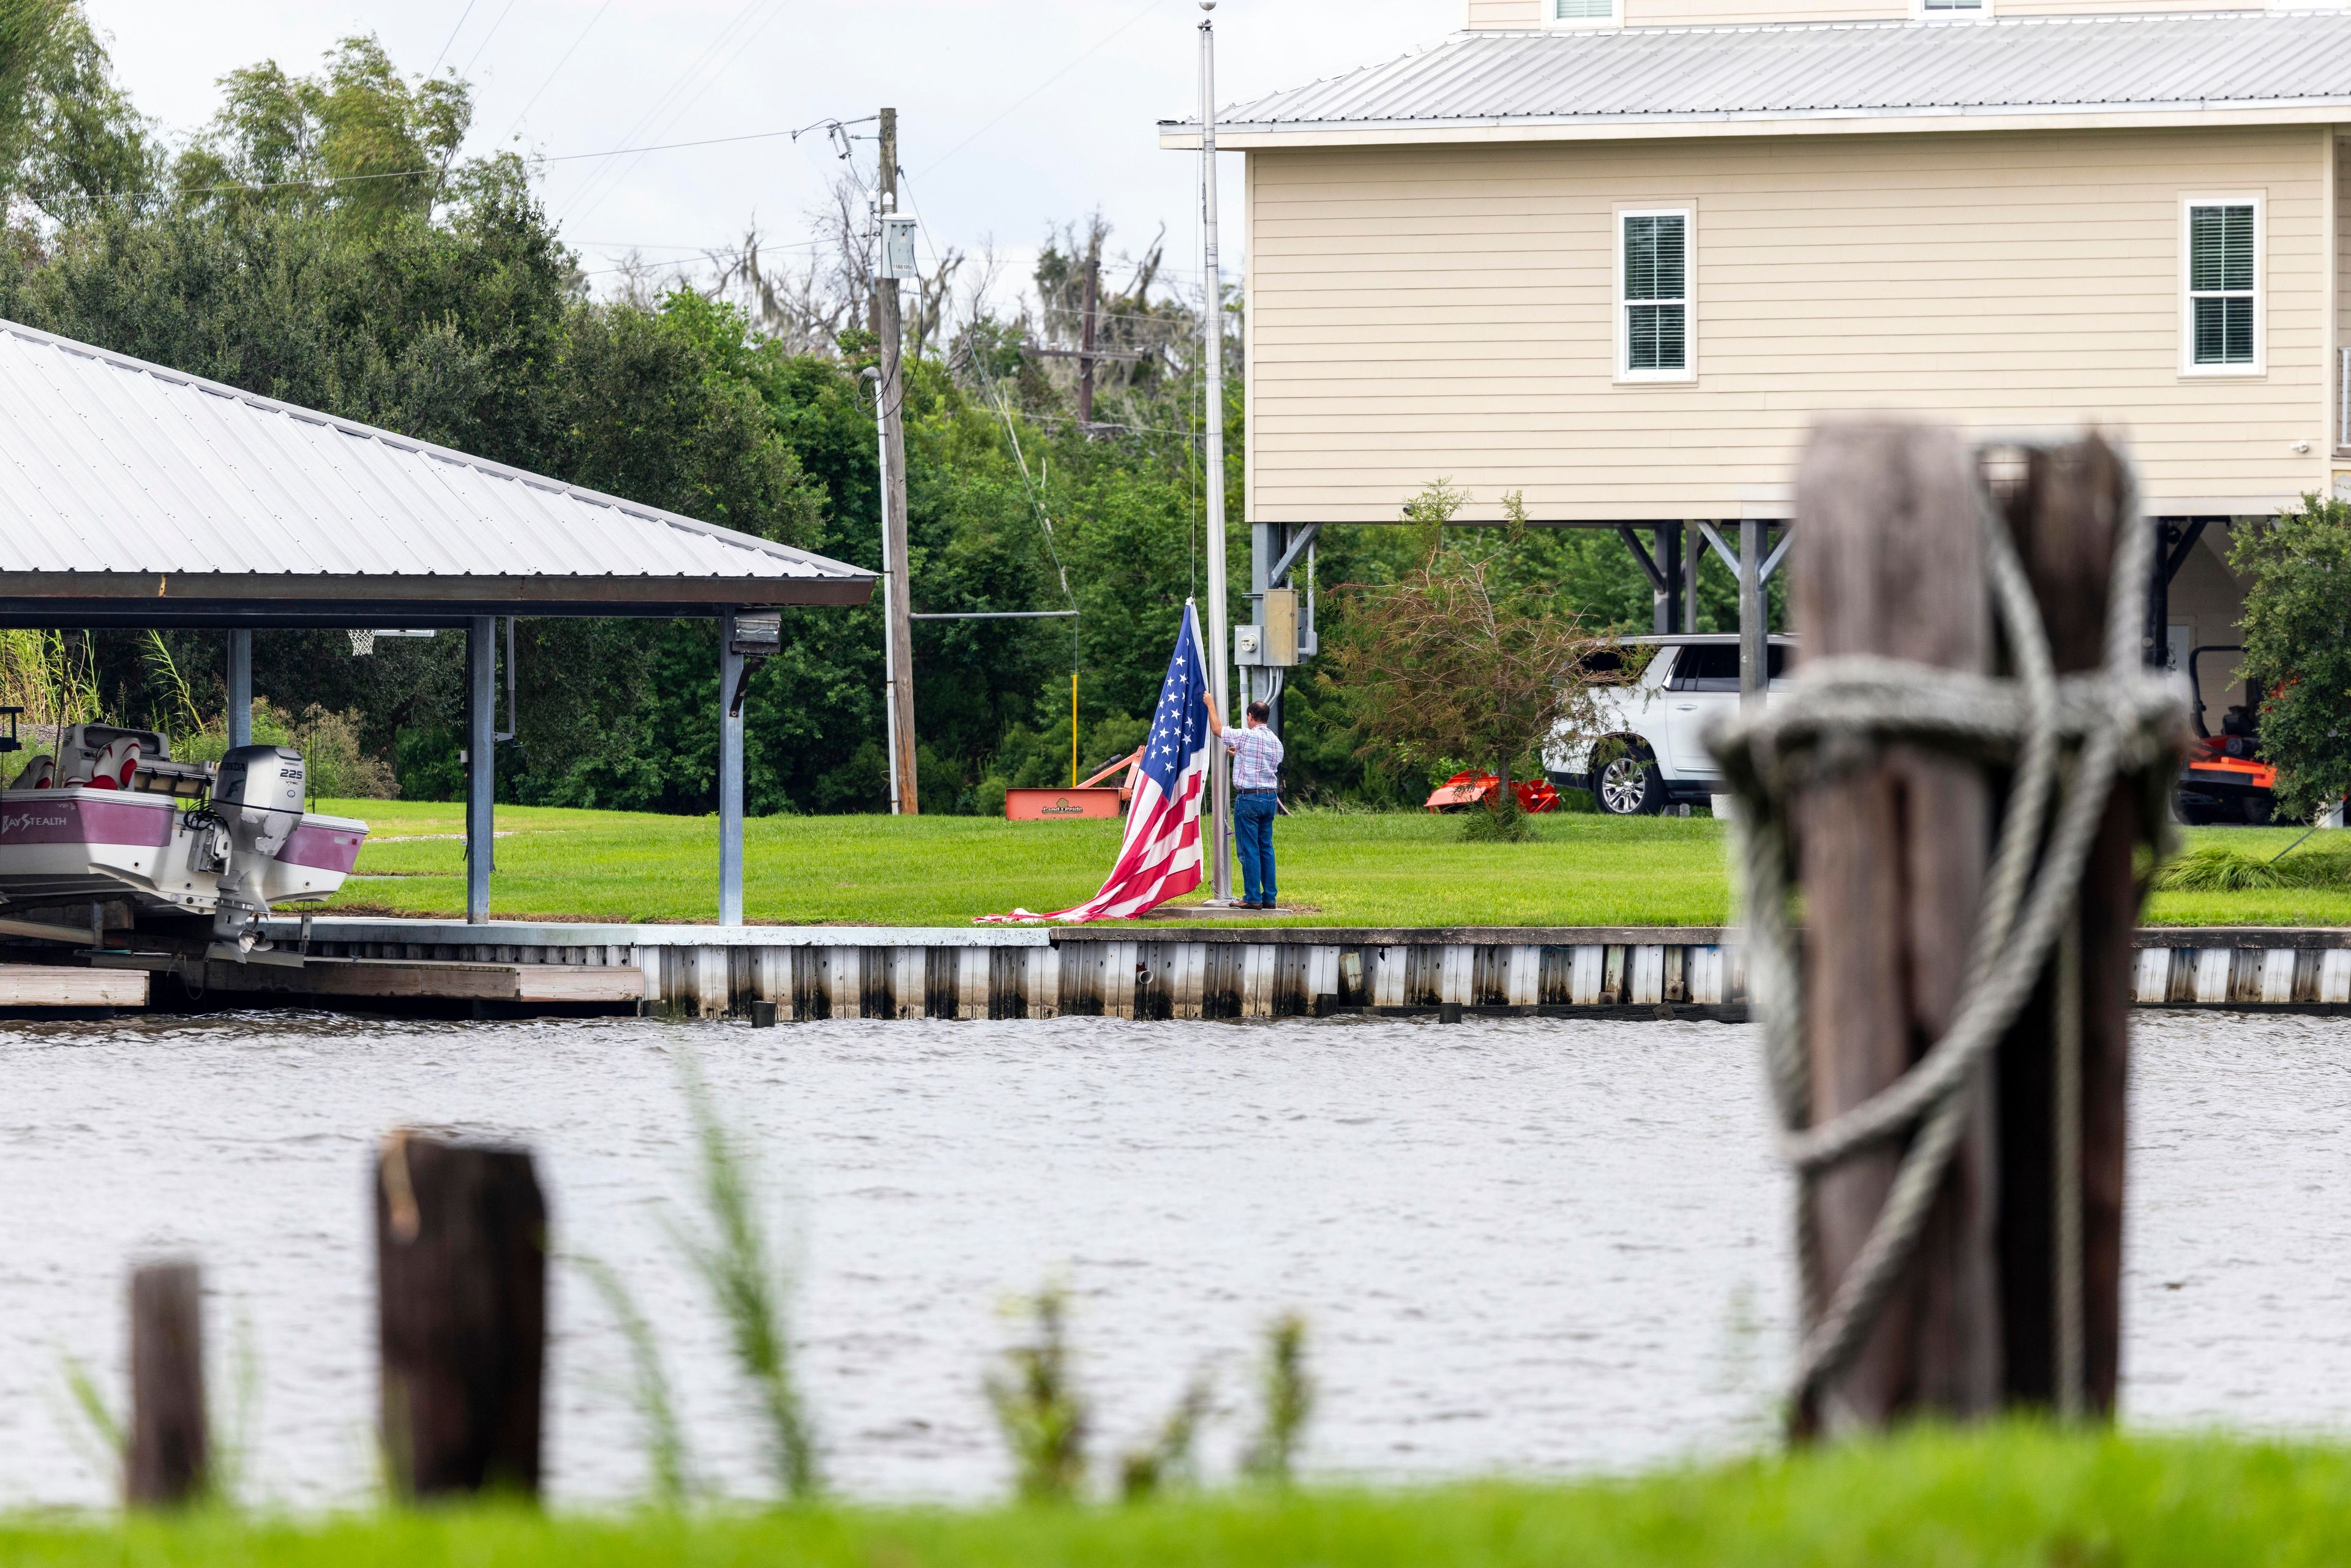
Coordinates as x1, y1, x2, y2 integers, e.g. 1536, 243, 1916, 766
1592, 746, 1661, 816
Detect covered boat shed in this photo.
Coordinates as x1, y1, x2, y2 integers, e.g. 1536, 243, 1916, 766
0, 318, 874, 925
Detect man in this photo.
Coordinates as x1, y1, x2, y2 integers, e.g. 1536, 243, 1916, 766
1202, 693, 1284, 909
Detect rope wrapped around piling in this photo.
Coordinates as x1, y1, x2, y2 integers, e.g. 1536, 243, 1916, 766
1704, 449, 2186, 1414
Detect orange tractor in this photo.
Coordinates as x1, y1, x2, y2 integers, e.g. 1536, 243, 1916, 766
2177, 644, 2276, 826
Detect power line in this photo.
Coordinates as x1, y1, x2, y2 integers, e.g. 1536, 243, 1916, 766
503, 0, 616, 138
561, 0, 783, 225
917, 0, 1174, 179
457, 0, 523, 80
195, 122, 865, 194
901, 172, 1079, 625
427, 0, 479, 79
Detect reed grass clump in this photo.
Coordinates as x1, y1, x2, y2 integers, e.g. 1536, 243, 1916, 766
1117, 1371, 1212, 1502
1242, 1313, 1313, 1486
2156, 842, 2351, 892
985, 1286, 1089, 1504
569, 1253, 689, 1508
670, 1056, 817, 1501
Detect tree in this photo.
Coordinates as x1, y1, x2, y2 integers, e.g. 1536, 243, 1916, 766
2229, 495, 2351, 821
170, 36, 469, 230
0, 0, 155, 231
1324, 492, 1633, 838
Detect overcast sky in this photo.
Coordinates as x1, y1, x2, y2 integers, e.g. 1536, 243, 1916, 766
86, 0, 1451, 314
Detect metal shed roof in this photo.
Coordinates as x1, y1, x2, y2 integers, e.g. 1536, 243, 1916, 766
0, 318, 874, 627
1170, 10, 2351, 141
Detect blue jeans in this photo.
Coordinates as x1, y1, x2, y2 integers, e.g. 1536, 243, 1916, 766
1234, 789, 1277, 905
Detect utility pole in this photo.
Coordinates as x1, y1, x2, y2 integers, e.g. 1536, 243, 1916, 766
874, 107, 920, 814
1199, 2, 1232, 904
1077, 237, 1100, 429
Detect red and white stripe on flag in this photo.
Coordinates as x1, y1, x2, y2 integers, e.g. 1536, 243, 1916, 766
980, 603, 1214, 925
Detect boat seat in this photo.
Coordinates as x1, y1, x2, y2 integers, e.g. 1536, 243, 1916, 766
81, 735, 141, 790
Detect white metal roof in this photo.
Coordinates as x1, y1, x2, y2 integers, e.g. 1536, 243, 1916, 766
1172, 10, 2351, 140
0, 318, 871, 618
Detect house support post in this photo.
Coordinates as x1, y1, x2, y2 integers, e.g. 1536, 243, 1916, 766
466, 617, 494, 925
1251, 519, 1280, 730
718, 609, 744, 926
2143, 517, 2209, 671
1654, 523, 1685, 635
1738, 519, 1767, 708
1683, 523, 1701, 633
226, 631, 252, 749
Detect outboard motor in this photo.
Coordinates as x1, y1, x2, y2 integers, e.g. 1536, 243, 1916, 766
206, 745, 305, 955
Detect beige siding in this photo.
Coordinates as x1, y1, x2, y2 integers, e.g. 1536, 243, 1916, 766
1625, 0, 1898, 26
1245, 126, 2332, 522
1466, 0, 1542, 24
2337, 135, 2351, 454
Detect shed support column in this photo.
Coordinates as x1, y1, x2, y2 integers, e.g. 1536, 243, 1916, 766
226, 631, 252, 748
1738, 519, 1767, 709
718, 610, 744, 927
467, 617, 495, 925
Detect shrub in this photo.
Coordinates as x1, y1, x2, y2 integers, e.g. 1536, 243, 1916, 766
2230, 496, 2351, 820
176, 699, 396, 799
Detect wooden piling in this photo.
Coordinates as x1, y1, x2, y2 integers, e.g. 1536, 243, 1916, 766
1790, 421, 2003, 1429
1992, 436, 2137, 1416
126, 1261, 207, 1507
376, 1131, 546, 1499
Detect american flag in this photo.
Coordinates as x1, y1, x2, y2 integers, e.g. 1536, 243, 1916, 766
981, 603, 1212, 925
1050, 601, 1213, 921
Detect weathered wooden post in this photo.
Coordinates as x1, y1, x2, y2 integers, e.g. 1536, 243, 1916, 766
376, 1130, 547, 1499
1720, 421, 2175, 1436
1990, 438, 2141, 1417
1789, 422, 2001, 1427
126, 1260, 208, 1507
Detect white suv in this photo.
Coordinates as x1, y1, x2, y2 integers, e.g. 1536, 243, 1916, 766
1545, 634, 1793, 816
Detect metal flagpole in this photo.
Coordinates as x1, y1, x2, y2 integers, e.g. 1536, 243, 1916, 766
863, 366, 902, 815
1199, 0, 1232, 904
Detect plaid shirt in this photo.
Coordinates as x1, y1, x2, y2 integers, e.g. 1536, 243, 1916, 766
1220, 723, 1284, 790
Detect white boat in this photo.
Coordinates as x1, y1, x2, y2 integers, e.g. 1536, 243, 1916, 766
0, 724, 367, 955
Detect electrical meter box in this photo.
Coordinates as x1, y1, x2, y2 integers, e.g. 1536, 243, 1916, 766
1234, 624, 1263, 665
879, 215, 919, 279
1260, 587, 1299, 666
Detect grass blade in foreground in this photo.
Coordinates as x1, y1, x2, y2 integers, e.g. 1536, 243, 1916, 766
669, 1053, 817, 1500
568, 1254, 690, 1508
1242, 1313, 1313, 1486
984, 1285, 1089, 1504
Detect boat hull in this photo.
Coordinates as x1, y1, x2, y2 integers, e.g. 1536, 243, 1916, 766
0, 788, 367, 915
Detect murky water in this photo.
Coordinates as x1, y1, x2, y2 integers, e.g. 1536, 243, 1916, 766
0, 1009, 2342, 1509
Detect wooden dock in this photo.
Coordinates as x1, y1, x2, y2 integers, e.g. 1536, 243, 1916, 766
0, 962, 146, 1010
92, 953, 643, 1006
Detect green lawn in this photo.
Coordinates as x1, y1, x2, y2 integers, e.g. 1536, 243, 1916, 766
314, 800, 2350, 928
9, 1428, 2351, 1564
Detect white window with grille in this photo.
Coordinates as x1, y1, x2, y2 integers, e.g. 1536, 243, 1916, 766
2181, 197, 2263, 377
1617, 208, 1692, 382
1914, 0, 1989, 18
1546, 0, 1618, 26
